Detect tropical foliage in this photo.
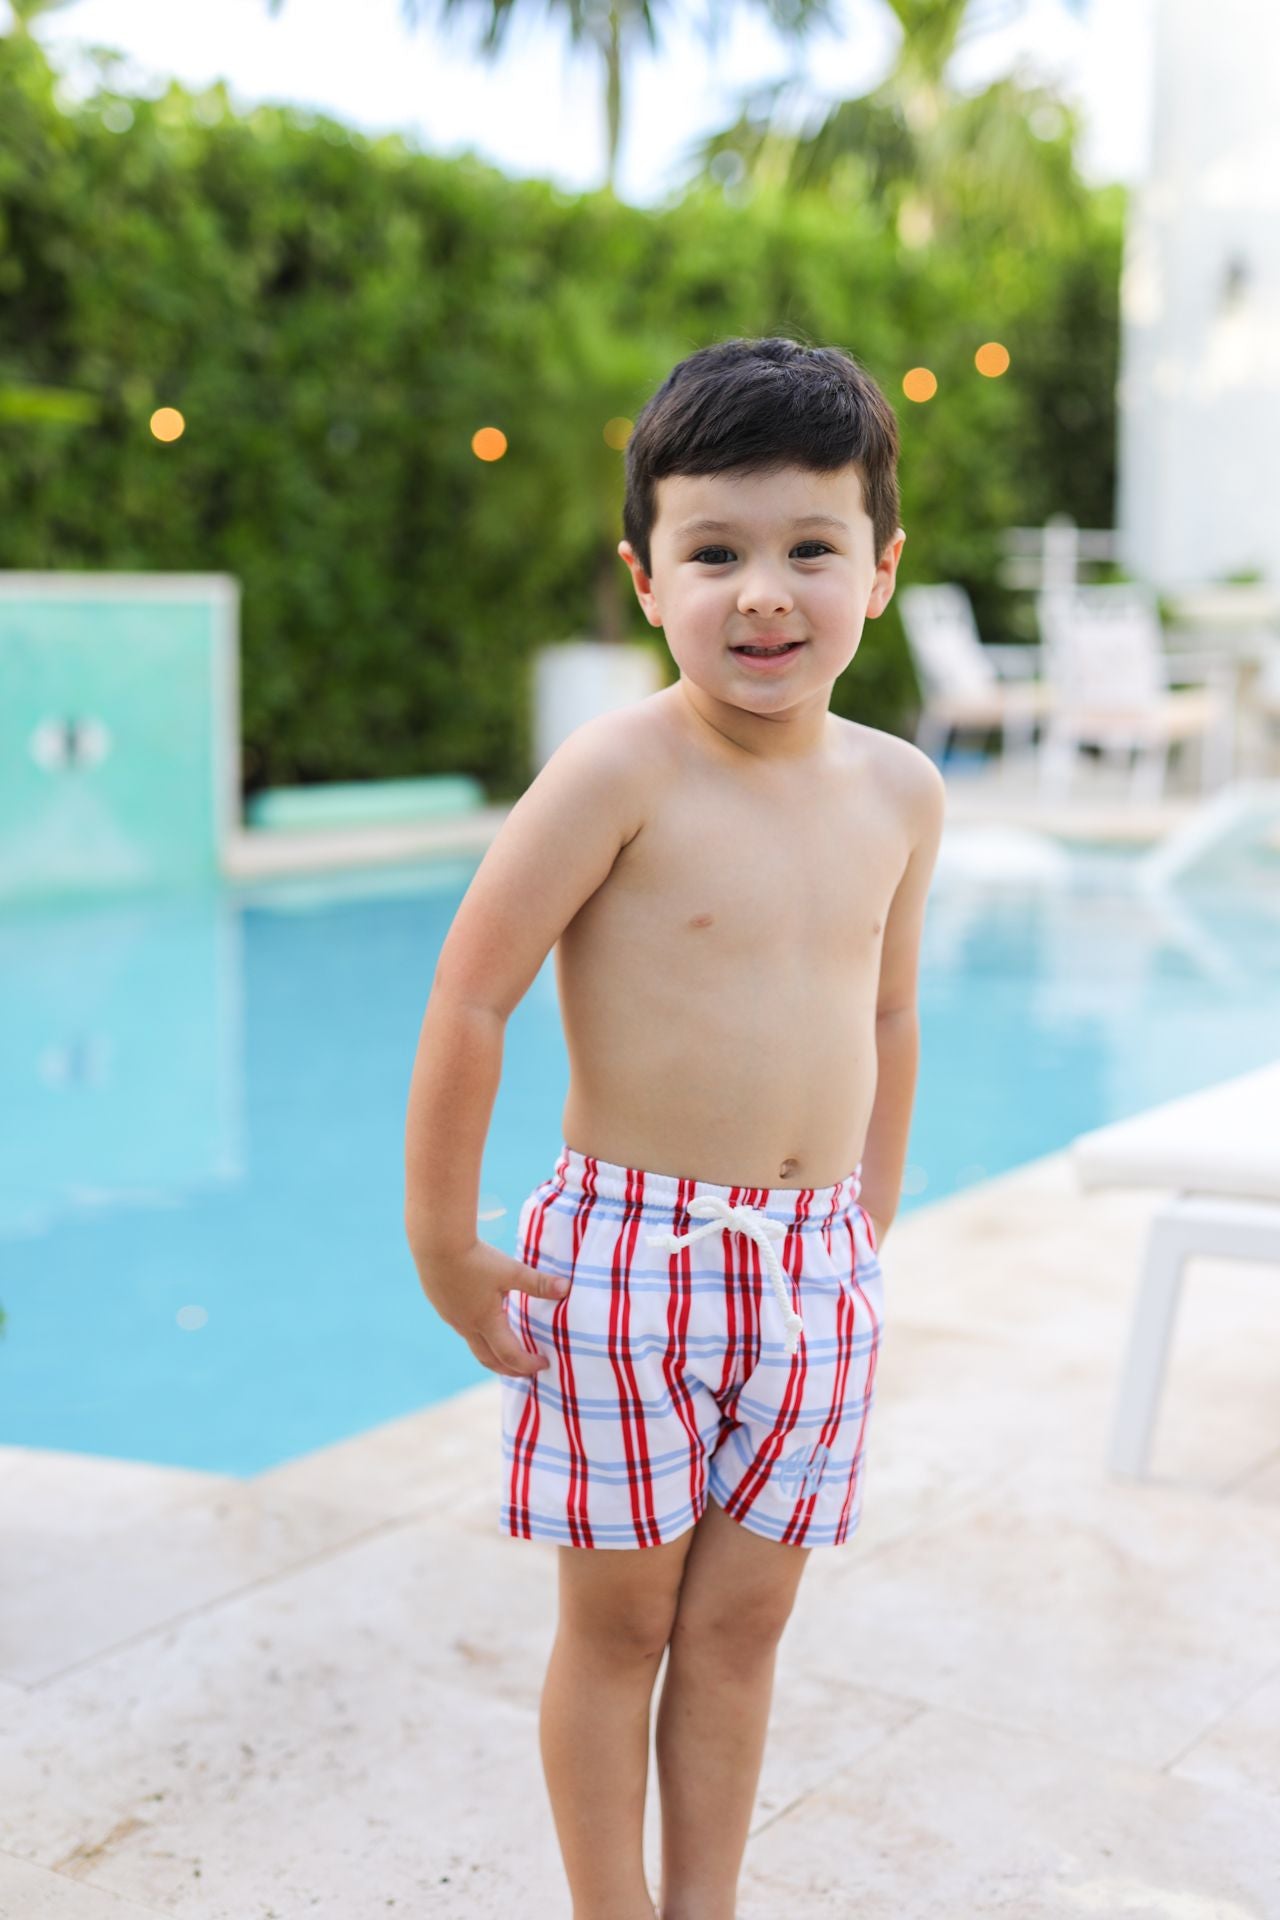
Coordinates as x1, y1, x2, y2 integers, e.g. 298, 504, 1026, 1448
0, 29, 1122, 796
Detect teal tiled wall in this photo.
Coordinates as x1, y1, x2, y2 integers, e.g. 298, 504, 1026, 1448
0, 576, 239, 903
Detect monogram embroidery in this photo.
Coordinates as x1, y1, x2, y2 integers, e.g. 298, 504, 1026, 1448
773, 1442, 832, 1500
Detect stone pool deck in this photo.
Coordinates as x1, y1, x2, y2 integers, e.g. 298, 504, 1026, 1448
4, 1147, 1280, 1918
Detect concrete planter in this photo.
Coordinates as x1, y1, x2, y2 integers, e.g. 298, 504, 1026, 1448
531, 639, 665, 771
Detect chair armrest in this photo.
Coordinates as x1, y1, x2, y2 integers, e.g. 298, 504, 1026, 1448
1160, 649, 1236, 691
984, 643, 1043, 681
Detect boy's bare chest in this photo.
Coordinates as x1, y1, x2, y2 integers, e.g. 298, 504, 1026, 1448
553, 727, 913, 1185
563, 751, 910, 984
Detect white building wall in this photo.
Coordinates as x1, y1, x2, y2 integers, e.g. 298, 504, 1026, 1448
1116, 0, 1280, 589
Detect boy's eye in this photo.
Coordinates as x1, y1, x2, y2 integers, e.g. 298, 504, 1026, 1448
690, 542, 833, 565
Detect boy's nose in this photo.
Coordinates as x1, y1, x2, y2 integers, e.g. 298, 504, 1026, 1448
738, 574, 794, 615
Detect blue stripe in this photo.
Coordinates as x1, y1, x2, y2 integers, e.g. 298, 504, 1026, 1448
499, 1495, 703, 1544
502, 1379, 875, 1428
497, 1490, 867, 1547
503, 1326, 879, 1365
501, 1428, 867, 1480
510, 1253, 879, 1291
500, 1434, 716, 1484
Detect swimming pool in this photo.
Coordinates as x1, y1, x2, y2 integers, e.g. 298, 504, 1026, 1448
4, 845, 1279, 1476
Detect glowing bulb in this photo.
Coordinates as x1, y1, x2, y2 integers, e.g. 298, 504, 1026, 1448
471, 426, 507, 461
150, 406, 185, 442
902, 368, 938, 403
975, 342, 1011, 378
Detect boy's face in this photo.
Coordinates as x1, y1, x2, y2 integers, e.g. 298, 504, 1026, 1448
618, 461, 904, 719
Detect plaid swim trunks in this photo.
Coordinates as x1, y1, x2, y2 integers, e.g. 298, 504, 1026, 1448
499, 1143, 884, 1550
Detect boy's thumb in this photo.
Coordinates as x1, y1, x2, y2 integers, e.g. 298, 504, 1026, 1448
520, 1266, 571, 1301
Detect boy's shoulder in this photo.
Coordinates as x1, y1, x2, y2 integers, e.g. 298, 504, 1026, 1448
834, 713, 947, 803
568, 695, 944, 838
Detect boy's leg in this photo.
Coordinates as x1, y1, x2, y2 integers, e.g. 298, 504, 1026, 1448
655, 1499, 810, 1920
542, 1527, 697, 1920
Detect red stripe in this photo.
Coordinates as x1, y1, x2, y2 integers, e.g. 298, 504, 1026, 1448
550, 1162, 597, 1547
772, 1186, 836, 1544
719, 1184, 760, 1427
820, 1178, 845, 1258
507, 1182, 558, 1536
833, 1212, 883, 1544
607, 1165, 663, 1546
784, 1193, 855, 1544
718, 1208, 739, 1406
725, 1192, 807, 1525
659, 1176, 705, 1520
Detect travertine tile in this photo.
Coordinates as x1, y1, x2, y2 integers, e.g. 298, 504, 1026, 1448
1, 1484, 392, 1688
0, 1851, 169, 1917
0, 1451, 221, 1543
880, 1158, 1280, 1497
0, 1509, 560, 1877
785, 1462, 1280, 1774
1171, 1663, 1280, 1813
1233, 1447, 1280, 1506
639, 1666, 922, 1872
739, 1705, 1279, 1919
1116, 1257, 1280, 1492
252, 1378, 496, 1524
0, 1512, 564, 1920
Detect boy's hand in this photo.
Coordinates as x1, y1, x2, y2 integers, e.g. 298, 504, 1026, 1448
416, 1238, 567, 1381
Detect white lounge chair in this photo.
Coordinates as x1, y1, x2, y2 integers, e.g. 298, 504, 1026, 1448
898, 584, 1056, 772
1035, 584, 1236, 801
1258, 640, 1280, 755
1071, 1061, 1280, 1478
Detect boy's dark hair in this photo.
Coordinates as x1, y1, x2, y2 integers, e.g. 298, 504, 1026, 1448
622, 335, 901, 578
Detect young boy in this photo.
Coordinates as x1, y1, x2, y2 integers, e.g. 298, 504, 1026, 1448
404, 334, 946, 1919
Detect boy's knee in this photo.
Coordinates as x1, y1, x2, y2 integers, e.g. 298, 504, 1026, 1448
556, 1529, 694, 1664
566, 1600, 678, 1665
556, 1566, 687, 1658
672, 1573, 800, 1662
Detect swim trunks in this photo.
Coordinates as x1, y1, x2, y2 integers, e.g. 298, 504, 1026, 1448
498, 1144, 884, 1549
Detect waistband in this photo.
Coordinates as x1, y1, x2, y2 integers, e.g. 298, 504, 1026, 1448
548, 1143, 863, 1233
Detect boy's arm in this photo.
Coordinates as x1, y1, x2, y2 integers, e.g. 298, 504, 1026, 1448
404, 713, 647, 1377
859, 749, 947, 1244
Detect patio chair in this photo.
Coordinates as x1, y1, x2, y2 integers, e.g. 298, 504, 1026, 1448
1257, 639, 1280, 756
1071, 1061, 1280, 1479
1035, 584, 1236, 801
898, 584, 1056, 771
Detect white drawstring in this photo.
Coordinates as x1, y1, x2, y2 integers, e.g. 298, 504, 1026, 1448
645, 1196, 805, 1357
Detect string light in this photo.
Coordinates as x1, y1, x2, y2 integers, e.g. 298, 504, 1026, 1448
603, 416, 632, 448
149, 406, 185, 441
902, 368, 937, 403
471, 426, 507, 461
975, 342, 1011, 377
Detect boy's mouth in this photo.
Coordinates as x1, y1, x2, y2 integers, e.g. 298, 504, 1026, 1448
730, 640, 805, 658
725, 637, 805, 668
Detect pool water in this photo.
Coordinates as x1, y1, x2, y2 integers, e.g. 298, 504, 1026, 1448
3, 852, 1279, 1475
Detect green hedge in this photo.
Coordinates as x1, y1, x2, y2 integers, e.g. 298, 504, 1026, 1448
0, 35, 1124, 798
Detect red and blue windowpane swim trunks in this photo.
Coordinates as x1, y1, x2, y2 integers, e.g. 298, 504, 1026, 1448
499, 1144, 884, 1550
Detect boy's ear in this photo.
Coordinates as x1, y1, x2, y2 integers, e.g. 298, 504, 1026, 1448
618, 540, 662, 627
866, 527, 906, 619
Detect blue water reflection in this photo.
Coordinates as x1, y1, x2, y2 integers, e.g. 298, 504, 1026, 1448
2, 853, 1277, 1474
